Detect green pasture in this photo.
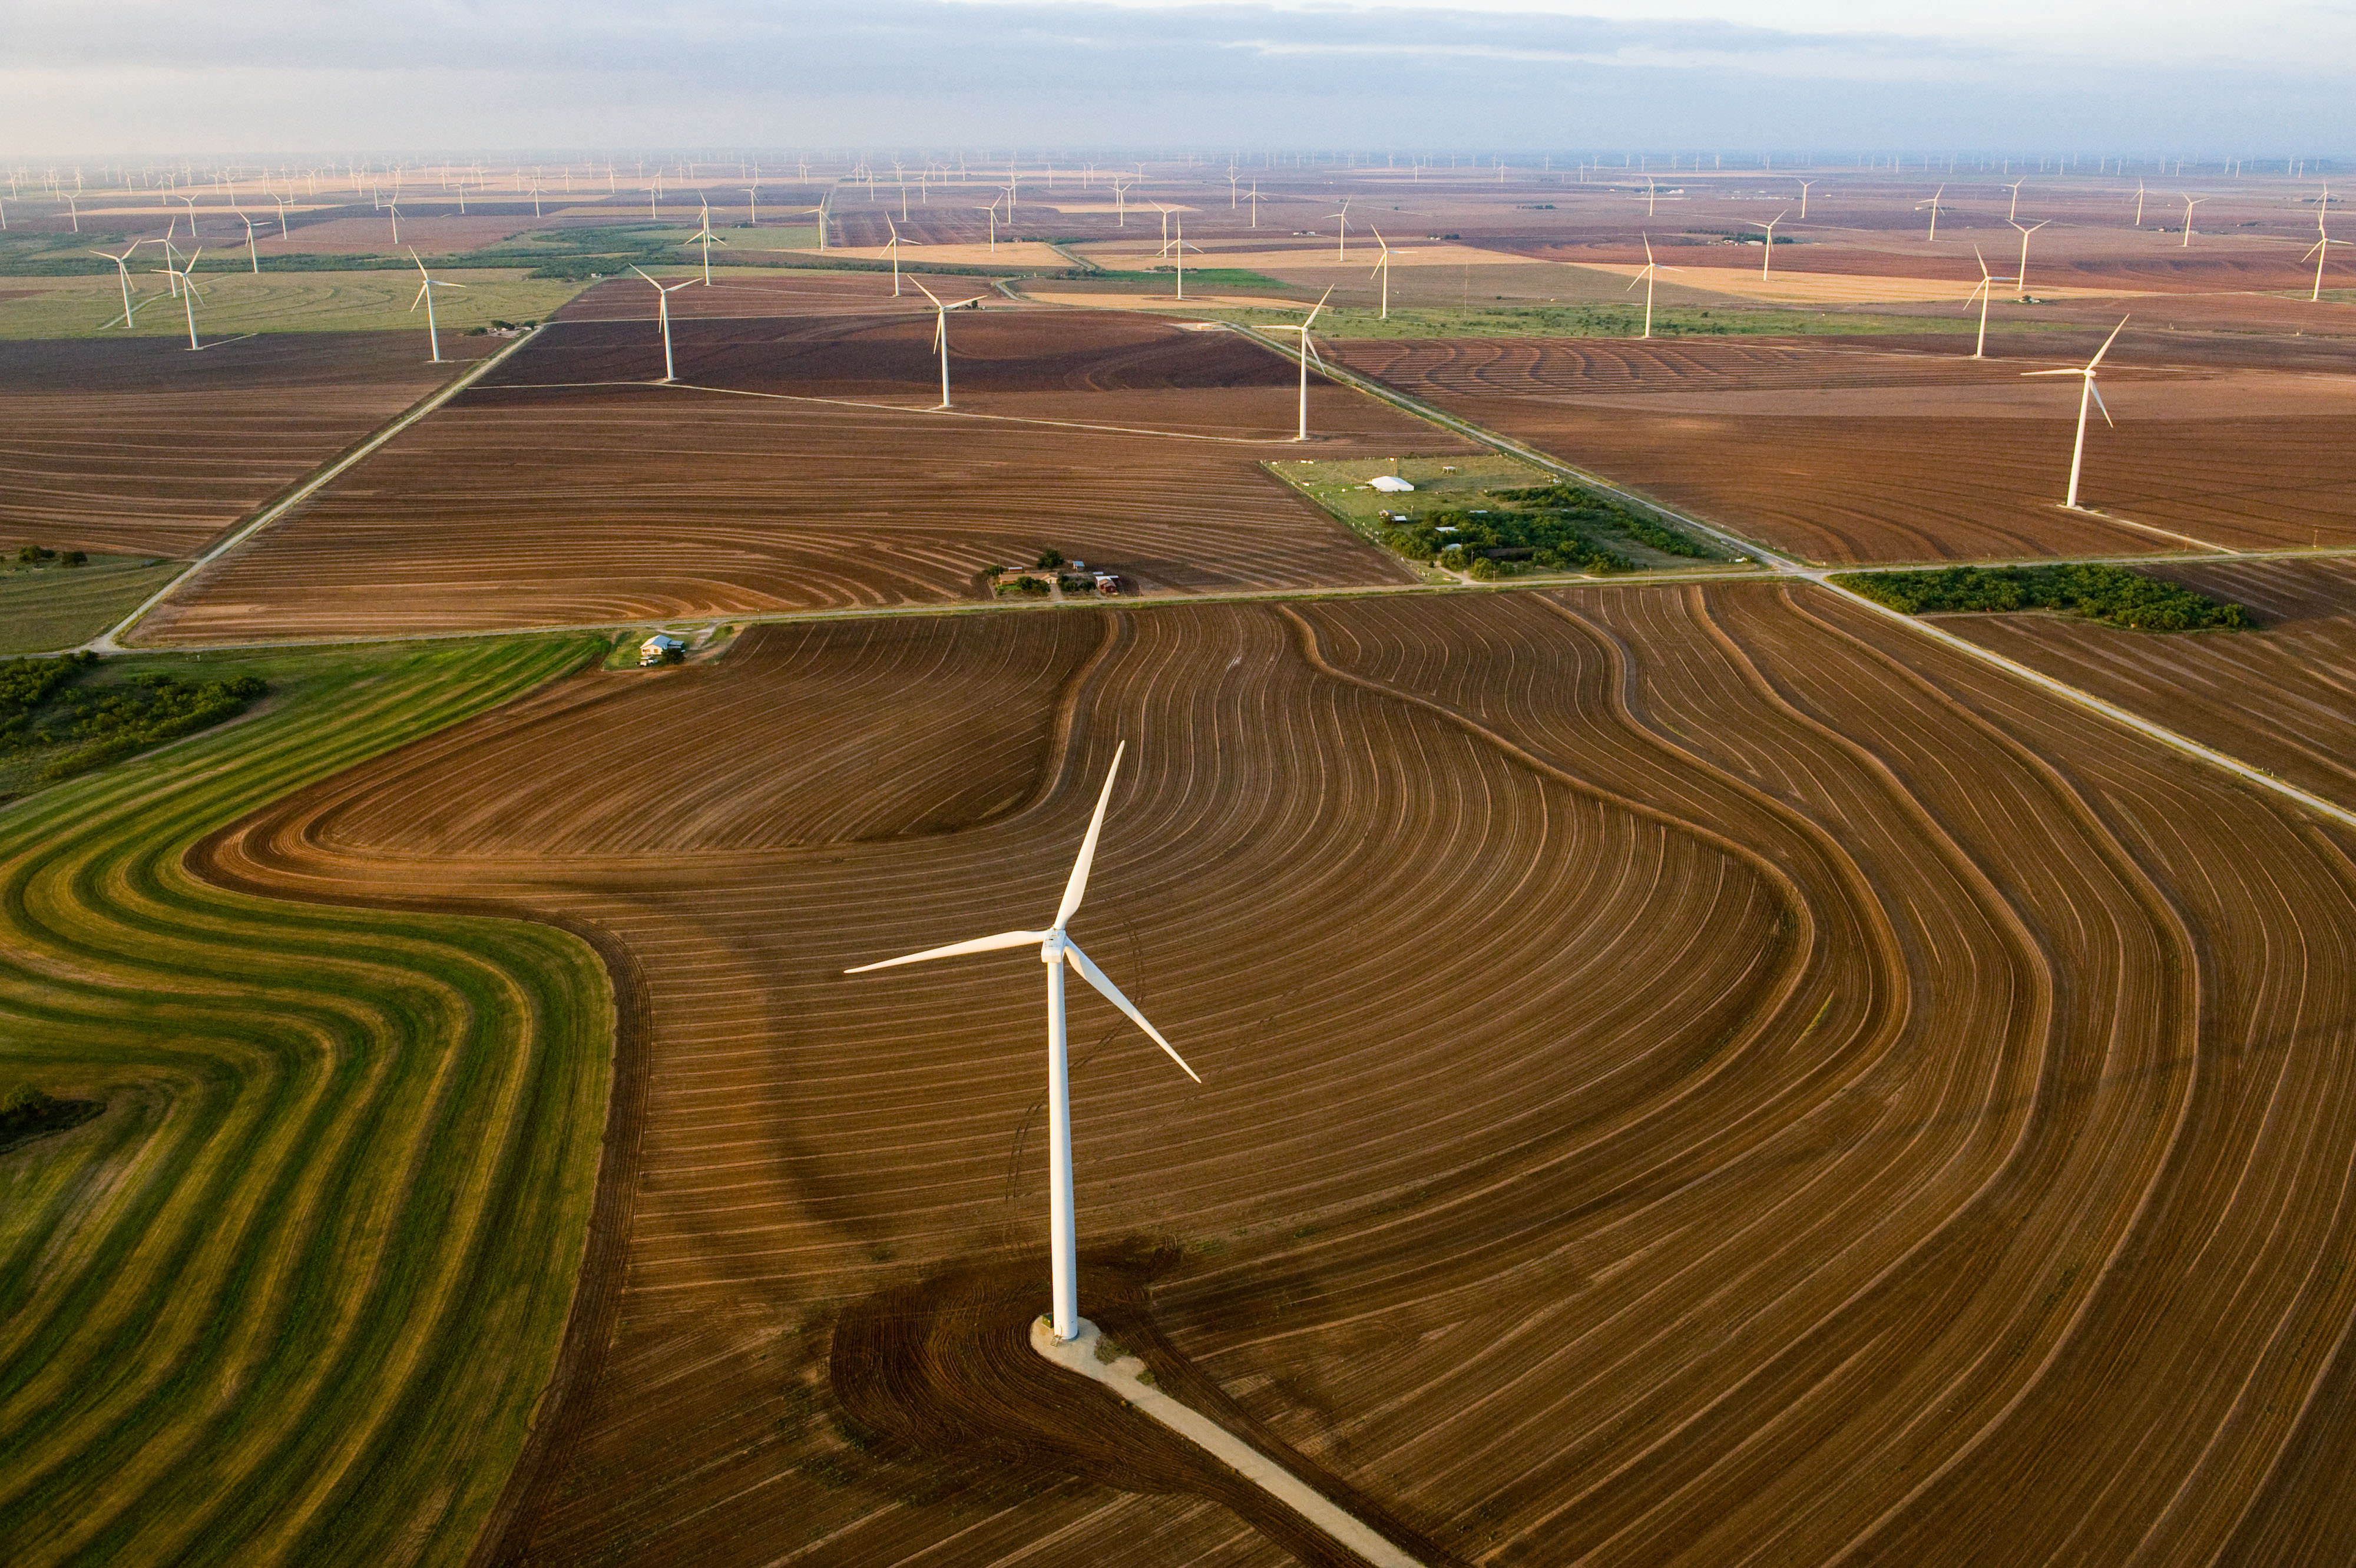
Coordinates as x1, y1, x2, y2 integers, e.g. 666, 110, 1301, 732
0, 558, 181, 656
0, 270, 590, 339
0, 633, 613, 1567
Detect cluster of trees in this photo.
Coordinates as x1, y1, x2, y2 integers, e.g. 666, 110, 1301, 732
15, 544, 87, 568
1374, 479, 1713, 578
1, 653, 269, 783
1836, 564, 2251, 631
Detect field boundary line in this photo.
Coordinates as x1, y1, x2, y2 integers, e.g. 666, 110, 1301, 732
87, 326, 549, 653
1031, 1319, 1426, 1568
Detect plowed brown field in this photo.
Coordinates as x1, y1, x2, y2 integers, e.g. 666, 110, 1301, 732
198, 584, 2356, 1566
140, 307, 1458, 643
1335, 335, 2356, 561
0, 332, 480, 558
1944, 555, 2356, 811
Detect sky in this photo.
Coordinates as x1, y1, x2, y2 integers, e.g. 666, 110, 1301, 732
2, 0, 2347, 159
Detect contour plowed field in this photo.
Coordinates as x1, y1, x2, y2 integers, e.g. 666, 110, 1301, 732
201, 586, 2356, 1565
1336, 335, 2356, 561
0, 333, 475, 558
1944, 555, 2356, 810
141, 309, 1455, 643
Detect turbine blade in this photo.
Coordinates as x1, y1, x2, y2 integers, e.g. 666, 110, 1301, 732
2089, 379, 2114, 427
1301, 282, 1336, 330
412, 279, 429, 309
2087, 315, 2130, 371
912, 277, 944, 308
2021, 369, 2081, 377
1054, 740, 1126, 928
844, 928, 1044, 974
1063, 941, 1199, 1082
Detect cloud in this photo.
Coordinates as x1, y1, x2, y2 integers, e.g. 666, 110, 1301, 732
0, 0, 2344, 157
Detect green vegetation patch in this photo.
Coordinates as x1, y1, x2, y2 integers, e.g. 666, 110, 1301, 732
1271, 454, 1726, 582
0, 269, 588, 339
0, 634, 610, 1568
1835, 563, 2251, 631
1079, 267, 1287, 288
0, 553, 181, 655
0, 651, 265, 792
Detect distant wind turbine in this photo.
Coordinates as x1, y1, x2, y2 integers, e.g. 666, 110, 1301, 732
1328, 198, 1349, 260
238, 210, 260, 272
1918, 183, 1945, 240
1368, 226, 1394, 320
745, 186, 759, 226
630, 264, 696, 382
1752, 210, 1789, 279
2133, 179, 2147, 226
2023, 316, 2129, 510
2004, 180, 2026, 221
2178, 193, 2205, 247
410, 248, 466, 363
911, 277, 988, 409
1965, 245, 2013, 359
386, 200, 401, 245
1628, 234, 1684, 339
2008, 218, 2049, 299
2305, 201, 2349, 302
845, 742, 1195, 1347
684, 201, 727, 283
1795, 178, 1814, 219
271, 193, 293, 237
91, 242, 148, 328
1262, 284, 1336, 442
151, 247, 204, 350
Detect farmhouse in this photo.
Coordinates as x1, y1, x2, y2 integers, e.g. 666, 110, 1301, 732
639, 633, 686, 667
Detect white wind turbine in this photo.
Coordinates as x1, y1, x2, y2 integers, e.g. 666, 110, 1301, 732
684, 201, 727, 283
744, 186, 759, 226
1249, 180, 1259, 228
92, 242, 148, 328
1752, 210, 1789, 279
1328, 199, 1350, 260
912, 277, 987, 409
271, 192, 293, 237
1795, 178, 1814, 219
1627, 234, 1683, 339
2133, 179, 2147, 226
2178, 193, 2205, 247
2008, 218, 2048, 299
885, 218, 904, 296
1368, 226, 1394, 320
409, 248, 466, 363
237, 210, 260, 272
630, 264, 695, 382
386, 199, 401, 244
2305, 197, 2349, 302
845, 742, 1196, 1345
1263, 284, 1336, 442
2004, 180, 2026, 221
1918, 183, 1946, 240
1965, 245, 2013, 359
151, 247, 204, 350
2023, 316, 2129, 510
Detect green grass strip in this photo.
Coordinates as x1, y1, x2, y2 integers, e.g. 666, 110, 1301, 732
0, 634, 611, 1568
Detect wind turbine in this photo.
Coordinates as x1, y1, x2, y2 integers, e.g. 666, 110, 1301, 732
885, 217, 903, 296
1965, 245, 2013, 359
1644, 174, 1657, 217
684, 201, 727, 283
1795, 178, 1814, 218
2305, 207, 2349, 302
271, 192, 293, 237
745, 186, 759, 226
238, 210, 260, 272
630, 264, 695, 382
1368, 226, 1394, 320
845, 742, 1195, 1345
2023, 317, 2129, 510
911, 277, 987, 409
1262, 285, 1336, 442
2008, 218, 2048, 299
1328, 198, 1349, 260
151, 247, 204, 350
386, 199, 401, 244
2178, 193, 2205, 247
409, 249, 465, 363
2133, 179, 2147, 226
1752, 210, 1789, 279
1918, 183, 1945, 240
2004, 180, 2026, 221
1249, 180, 1259, 228
91, 242, 148, 328
1627, 234, 1683, 339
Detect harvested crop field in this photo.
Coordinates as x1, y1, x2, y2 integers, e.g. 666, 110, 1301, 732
140, 305, 1462, 642
1942, 554, 2356, 809
0, 332, 482, 558
1335, 333, 2356, 561
201, 583, 2356, 1565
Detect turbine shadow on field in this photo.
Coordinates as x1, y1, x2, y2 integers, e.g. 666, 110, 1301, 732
828, 1241, 1467, 1568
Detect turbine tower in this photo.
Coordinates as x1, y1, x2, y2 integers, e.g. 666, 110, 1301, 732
912, 277, 988, 409
410, 248, 466, 364
630, 264, 695, 382
846, 743, 1197, 1345
1628, 234, 1683, 339
1752, 210, 1789, 280
1264, 285, 1336, 441
2024, 316, 2129, 510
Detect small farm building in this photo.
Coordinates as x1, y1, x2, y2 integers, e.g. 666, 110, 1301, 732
1370, 475, 1417, 494
640, 633, 687, 667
